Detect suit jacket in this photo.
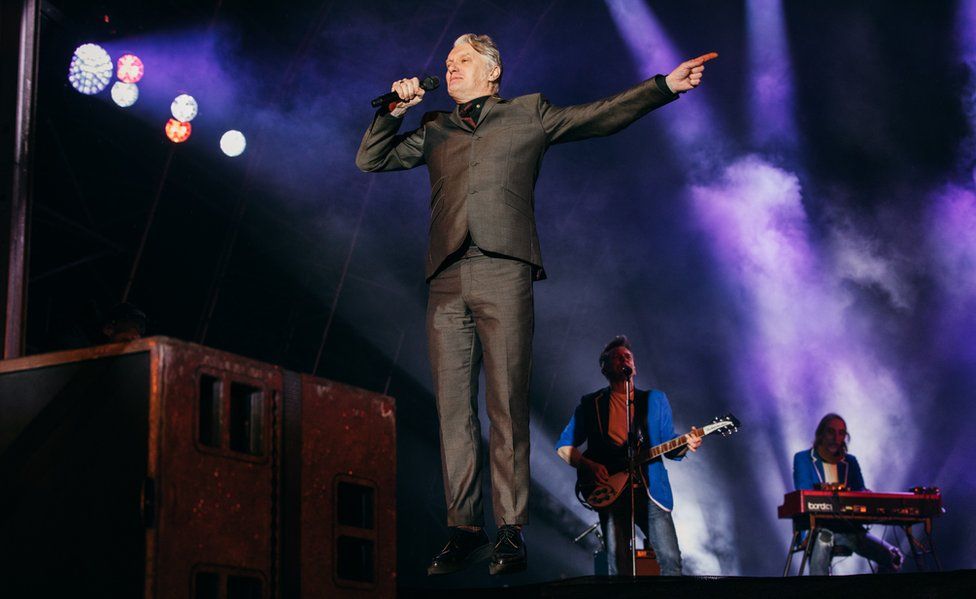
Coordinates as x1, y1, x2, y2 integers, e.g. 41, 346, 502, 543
555, 387, 684, 511
355, 76, 678, 280
792, 447, 866, 491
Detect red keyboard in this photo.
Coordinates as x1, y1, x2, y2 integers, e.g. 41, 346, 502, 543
778, 490, 943, 522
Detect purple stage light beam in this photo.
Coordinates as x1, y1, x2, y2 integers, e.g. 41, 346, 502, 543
746, 0, 797, 150
944, 0, 976, 348
959, 0, 976, 171
604, 0, 722, 159
925, 1, 976, 411
928, 186, 976, 363
960, 0, 976, 63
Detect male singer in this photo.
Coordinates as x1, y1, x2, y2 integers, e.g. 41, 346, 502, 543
356, 33, 717, 576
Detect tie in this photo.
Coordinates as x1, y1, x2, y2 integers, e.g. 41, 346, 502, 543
458, 100, 478, 129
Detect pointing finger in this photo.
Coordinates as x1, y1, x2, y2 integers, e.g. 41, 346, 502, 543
685, 52, 718, 68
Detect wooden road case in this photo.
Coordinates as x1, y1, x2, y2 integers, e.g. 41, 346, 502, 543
0, 336, 396, 598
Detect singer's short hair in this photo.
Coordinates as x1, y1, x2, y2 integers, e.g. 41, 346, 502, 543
454, 33, 503, 92
599, 335, 632, 375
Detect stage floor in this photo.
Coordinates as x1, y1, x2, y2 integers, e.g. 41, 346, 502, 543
400, 570, 976, 598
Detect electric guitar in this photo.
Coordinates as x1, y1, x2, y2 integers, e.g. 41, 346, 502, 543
576, 413, 740, 509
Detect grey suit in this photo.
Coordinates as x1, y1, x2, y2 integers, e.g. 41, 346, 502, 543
356, 76, 678, 527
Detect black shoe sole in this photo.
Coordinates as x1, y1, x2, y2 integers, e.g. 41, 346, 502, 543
488, 558, 527, 576
427, 543, 492, 576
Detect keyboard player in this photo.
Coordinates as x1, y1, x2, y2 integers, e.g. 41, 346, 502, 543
792, 413, 903, 575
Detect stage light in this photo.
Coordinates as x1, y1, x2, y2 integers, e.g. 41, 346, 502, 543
747, 0, 797, 149
68, 43, 113, 95
165, 118, 192, 143
116, 54, 144, 83
110, 82, 139, 107
171, 94, 198, 122
220, 130, 246, 157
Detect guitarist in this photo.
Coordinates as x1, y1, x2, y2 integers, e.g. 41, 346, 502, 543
555, 335, 701, 576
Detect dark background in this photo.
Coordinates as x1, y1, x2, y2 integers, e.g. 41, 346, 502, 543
21, 0, 976, 587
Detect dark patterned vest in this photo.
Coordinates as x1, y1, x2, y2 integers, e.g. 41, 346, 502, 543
580, 388, 650, 474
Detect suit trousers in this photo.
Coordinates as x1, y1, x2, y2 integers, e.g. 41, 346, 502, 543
426, 247, 533, 527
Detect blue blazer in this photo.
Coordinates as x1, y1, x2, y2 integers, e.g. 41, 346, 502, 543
556, 388, 684, 510
792, 447, 866, 491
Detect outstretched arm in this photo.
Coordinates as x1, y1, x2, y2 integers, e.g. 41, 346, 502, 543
539, 76, 677, 145
664, 52, 718, 93
539, 51, 718, 145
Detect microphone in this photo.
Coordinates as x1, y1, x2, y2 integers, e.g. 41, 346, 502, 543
621, 365, 633, 377
371, 75, 440, 109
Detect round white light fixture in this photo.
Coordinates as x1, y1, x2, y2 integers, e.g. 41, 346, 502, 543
110, 82, 139, 107
170, 93, 198, 122
220, 130, 247, 157
68, 43, 113, 95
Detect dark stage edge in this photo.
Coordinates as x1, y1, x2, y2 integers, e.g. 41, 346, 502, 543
399, 570, 976, 598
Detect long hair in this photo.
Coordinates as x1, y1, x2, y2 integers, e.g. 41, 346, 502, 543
813, 413, 849, 454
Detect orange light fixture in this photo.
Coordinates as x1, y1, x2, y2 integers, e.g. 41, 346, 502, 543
165, 118, 191, 143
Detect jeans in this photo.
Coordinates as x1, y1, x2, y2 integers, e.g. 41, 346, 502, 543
808, 527, 903, 575
599, 484, 682, 576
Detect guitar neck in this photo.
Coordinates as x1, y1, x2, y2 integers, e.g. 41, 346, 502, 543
638, 427, 703, 463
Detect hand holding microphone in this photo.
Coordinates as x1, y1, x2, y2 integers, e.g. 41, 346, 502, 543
371, 75, 440, 116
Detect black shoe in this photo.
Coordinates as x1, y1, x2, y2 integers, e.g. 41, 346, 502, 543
427, 528, 491, 576
489, 525, 527, 575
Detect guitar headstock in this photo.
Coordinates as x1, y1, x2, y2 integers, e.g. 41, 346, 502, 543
705, 412, 740, 437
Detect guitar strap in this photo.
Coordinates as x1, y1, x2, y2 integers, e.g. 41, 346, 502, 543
632, 391, 650, 491
634, 389, 649, 446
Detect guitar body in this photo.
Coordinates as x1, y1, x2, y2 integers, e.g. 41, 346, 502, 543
576, 470, 631, 510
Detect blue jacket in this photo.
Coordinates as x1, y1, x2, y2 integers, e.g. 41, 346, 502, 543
556, 388, 684, 511
792, 447, 866, 491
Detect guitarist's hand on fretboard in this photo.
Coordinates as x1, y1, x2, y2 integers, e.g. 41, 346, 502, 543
685, 428, 703, 452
